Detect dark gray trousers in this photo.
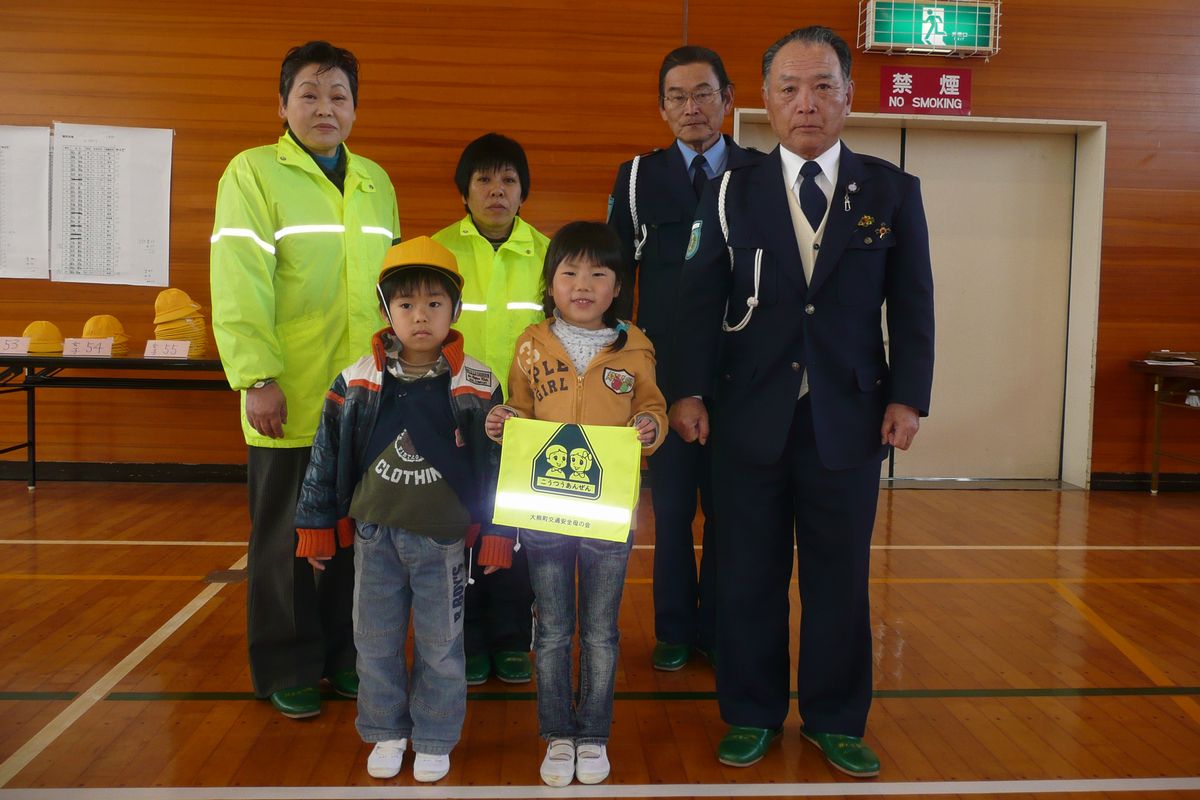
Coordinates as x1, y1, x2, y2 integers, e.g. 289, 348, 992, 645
246, 446, 356, 697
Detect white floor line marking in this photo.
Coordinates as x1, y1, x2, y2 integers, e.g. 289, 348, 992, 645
0, 554, 249, 788
875, 545, 1200, 551
0, 540, 246, 547
629, 544, 1200, 551
1, 776, 1198, 798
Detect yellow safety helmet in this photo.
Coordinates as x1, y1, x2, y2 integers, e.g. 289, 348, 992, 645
377, 237, 464, 294
377, 237, 465, 323
154, 288, 203, 324
22, 320, 64, 353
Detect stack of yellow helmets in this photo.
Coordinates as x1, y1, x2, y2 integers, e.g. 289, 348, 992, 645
23, 321, 64, 354
82, 314, 131, 356
153, 288, 207, 357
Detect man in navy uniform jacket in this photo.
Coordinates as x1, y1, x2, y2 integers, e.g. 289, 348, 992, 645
668, 26, 934, 777
608, 45, 762, 672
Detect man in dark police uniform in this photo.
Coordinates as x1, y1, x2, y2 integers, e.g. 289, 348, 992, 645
668, 26, 935, 776
608, 46, 762, 672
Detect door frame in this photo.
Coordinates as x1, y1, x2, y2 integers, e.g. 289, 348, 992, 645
733, 110, 1106, 489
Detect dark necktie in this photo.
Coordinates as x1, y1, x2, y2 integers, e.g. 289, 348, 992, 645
798, 160, 827, 230
691, 153, 709, 199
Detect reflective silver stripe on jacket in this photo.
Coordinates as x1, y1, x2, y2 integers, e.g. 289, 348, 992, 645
210, 228, 276, 255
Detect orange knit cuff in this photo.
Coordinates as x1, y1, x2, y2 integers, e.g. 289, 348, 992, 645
336, 517, 355, 549
464, 522, 481, 550
296, 528, 335, 559
476, 534, 514, 570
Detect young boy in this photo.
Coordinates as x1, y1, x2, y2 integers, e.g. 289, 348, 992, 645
294, 236, 513, 782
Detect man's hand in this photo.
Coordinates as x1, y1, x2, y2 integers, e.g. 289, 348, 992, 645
881, 403, 920, 450
668, 397, 709, 445
246, 382, 287, 439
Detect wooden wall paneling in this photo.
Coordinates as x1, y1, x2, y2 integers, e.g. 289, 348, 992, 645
687, 0, 1200, 476
2, 0, 1198, 475
0, 0, 684, 466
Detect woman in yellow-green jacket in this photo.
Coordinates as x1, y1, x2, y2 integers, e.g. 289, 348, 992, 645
432, 133, 547, 688
210, 41, 398, 721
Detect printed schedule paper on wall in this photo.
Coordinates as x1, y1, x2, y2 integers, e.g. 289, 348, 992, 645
0, 126, 51, 280
50, 122, 173, 287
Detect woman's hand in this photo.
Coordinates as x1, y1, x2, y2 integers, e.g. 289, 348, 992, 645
246, 382, 287, 438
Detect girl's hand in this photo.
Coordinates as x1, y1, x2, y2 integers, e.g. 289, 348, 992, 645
307, 555, 330, 571
633, 414, 658, 445
486, 405, 516, 440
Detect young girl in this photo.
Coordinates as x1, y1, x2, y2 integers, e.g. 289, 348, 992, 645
485, 221, 667, 787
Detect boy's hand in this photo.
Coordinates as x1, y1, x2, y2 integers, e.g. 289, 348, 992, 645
482, 565, 503, 575
307, 556, 330, 571
633, 413, 658, 445
485, 405, 516, 440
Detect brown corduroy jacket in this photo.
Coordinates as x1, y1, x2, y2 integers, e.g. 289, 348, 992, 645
496, 319, 667, 454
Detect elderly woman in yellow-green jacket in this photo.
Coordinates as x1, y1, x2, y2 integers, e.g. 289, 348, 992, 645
210, 40, 398, 720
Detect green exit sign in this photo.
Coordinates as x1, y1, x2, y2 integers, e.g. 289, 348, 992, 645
861, 1, 1000, 57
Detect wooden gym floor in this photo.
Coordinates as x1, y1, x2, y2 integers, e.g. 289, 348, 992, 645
0, 481, 1198, 799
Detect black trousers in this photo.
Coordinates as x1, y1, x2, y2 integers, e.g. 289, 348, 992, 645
464, 537, 534, 657
246, 446, 356, 697
647, 427, 715, 650
713, 396, 880, 736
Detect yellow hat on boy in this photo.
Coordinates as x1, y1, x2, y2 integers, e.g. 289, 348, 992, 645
377, 237, 464, 294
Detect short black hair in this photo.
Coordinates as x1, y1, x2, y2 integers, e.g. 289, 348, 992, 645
378, 267, 460, 310
280, 41, 360, 107
542, 222, 629, 351
762, 26, 852, 83
658, 45, 732, 104
454, 133, 531, 203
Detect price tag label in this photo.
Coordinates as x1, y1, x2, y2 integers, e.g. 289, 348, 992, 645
144, 339, 191, 359
0, 336, 31, 355
63, 337, 114, 357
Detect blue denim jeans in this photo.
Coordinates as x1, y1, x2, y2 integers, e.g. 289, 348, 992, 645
522, 529, 633, 745
352, 522, 467, 755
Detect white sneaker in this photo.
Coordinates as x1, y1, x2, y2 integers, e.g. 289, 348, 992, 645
413, 752, 450, 783
575, 743, 610, 784
366, 739, 407, 779
540, 738, 575, 787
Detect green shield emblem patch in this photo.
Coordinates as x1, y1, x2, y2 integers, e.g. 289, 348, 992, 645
685, 220, 702, 260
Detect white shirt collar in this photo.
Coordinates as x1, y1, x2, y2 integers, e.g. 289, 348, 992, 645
779, 140, 842, 201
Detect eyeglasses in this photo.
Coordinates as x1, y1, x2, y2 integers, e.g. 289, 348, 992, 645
661, 88, 726, 109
